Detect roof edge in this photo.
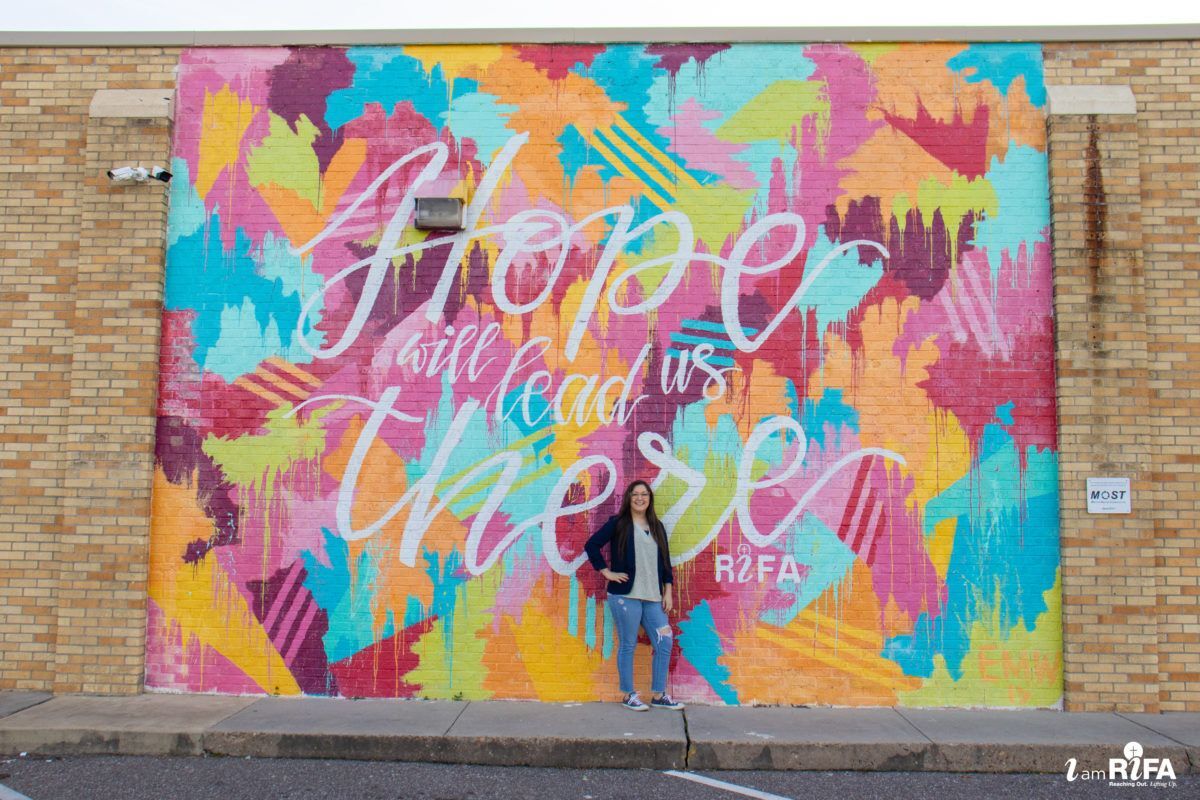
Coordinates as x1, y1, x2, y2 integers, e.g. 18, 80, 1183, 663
1, 24, 1198, 47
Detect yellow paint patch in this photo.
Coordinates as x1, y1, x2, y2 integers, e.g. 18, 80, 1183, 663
508, 579, 603, 701
196, 85, 259, 200
928, 517, 957, 580
148, 469, 300, 694
405, 45, 504, 83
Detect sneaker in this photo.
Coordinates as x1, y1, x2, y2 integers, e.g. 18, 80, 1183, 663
622, 692, 649, 712
651, 693, 685, 710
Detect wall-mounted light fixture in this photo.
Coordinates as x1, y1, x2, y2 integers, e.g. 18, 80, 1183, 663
107, 166, 172, 184
414, 197, 465, 231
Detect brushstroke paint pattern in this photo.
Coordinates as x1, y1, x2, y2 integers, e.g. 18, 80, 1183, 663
147, 43, 1060, 707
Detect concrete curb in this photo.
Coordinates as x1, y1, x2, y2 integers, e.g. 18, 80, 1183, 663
0, 694, 1195, 774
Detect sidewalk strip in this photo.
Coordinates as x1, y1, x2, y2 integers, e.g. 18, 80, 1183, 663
0, 784, 34, 800
664, 770, 793, 800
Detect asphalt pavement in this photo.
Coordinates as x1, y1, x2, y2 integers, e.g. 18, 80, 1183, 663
2, 756, 1198, 800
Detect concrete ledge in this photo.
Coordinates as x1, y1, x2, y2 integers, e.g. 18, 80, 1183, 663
899, 709, 1189, 773
443, 701, 686, 769
89, 89, 173, 119
1046, 85, 1137, 116
1121, 712, 1200, 770
0, 693, 51, 719
0, 695, 254, 757
686, 707, 931, 771
204, 696, 465, 762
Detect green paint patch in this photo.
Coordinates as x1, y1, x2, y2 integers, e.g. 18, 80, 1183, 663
915, 173, 997, 261
406, 570, 500, 700
718, 80, 830, 145
847, 43, 902, 65
670, 183, 755, 258
891, 193, 913, 232
900, 572, 1062, 708
246, 112, 323, 207
202, 404, 331, 492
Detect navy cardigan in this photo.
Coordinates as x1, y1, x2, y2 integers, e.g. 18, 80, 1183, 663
584, 515, 674, 596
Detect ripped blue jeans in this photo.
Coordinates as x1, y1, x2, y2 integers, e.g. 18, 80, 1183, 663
609, 596, 672, 694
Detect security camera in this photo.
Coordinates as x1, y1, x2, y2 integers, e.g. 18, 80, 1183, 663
107, 166, 142, 181
105, 166, 172, 183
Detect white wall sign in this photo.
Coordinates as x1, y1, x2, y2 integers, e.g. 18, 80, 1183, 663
1086, 477, 1131, 514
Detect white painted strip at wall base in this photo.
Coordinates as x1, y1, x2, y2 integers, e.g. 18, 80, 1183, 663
664, 770, 794, 800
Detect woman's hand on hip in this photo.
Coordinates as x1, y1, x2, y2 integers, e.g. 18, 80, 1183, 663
601, 568, 628, 583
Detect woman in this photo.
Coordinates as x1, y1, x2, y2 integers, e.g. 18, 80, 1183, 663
584, 480, 685, 711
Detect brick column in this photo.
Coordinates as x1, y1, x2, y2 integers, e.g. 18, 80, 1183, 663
1046, 86, 1158, 712
51, 89, 172, 693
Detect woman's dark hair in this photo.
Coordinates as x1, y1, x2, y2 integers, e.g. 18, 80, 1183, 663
613, 480, 671, 569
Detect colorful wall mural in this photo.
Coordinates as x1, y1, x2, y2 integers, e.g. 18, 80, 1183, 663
148, 43, 1061, 706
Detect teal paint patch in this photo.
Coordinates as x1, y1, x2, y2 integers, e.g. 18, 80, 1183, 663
802, 226, 885, 342
678, 600, 739, 704
424, 548, 469, 674
669, 402, 751, 467
412, 377, 562, 522
328, 47, 456, 131
567, 576, 579, 637
576, 46, 677, 163
302, 528, 380, 664
800, 388, 860, 451
888, 429, 1059, 679
947, 43, 1047, 107
501, 382, 555, 462
759, 514, 855, 627
202, 298, 287, 381
996, 401, 1015, 427
164, 211, 314, 381
972, 145, 1051, 282
442, 92, 518, 165
645, 45, 817, 130
166, 158, 206, 246
584, 594, 597, 650
257, 231, 324, 353
404, 595, 424, 628
558, 124, 620, 185
603, 601, 615, 660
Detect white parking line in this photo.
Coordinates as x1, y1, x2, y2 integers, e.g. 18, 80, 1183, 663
0, 783, 34, 800
664, 770, 793, 800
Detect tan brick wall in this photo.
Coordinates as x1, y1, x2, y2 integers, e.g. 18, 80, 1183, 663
0, 47, 178, 693
1046, 41, 1200, 711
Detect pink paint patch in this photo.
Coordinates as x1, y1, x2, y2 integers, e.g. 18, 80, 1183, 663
657, 99, 756, 190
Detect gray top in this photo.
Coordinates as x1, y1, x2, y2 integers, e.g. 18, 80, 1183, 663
627, 525, 662, 602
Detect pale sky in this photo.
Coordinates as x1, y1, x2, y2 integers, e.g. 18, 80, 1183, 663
5, 0, 1197, 31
